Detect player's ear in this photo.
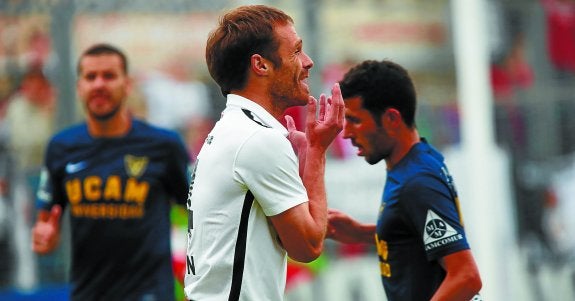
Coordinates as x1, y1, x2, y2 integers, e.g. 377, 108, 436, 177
381, 108, 403, 126
251, 54, 270, 76
381, 108, 402, 134
125, 76, 134, 95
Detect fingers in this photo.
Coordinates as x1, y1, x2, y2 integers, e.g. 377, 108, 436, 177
327, 208, 349, 223
306, 96, 317, 126
318, 94, 327, 122
32, 239, 49, 254
309, 82, 344, 125
32, 225, 49, 253
285, 115, 296, 132
326, 83, 344, 125
48, 205, 62, 228
32, 205, 62, 254
285, 114, 306, 152
32, 227, 58, 254
313, 83, 344, 126
328, 208, 341, 215
331, 82, 343, 104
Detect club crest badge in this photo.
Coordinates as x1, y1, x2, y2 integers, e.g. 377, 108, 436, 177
124, 155, 149, 178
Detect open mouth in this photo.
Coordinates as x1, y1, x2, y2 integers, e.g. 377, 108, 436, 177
351, 142, 363, 156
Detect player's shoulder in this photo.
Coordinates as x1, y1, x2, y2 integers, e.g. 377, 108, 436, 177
407, 141, 446, 171
131, 118, 181, 142
401, 143, 453, 192
236, 127, 291, 168
389, 141, 444, 185
219, 106, 282, 140
49, 123, 90, 146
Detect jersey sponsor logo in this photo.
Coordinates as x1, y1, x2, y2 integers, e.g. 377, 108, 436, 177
65, 175, 150, 219
66, 176, 149, 204
423, 210, 462, 251
70, 203, 144, 219
375, 233, 391, 278
65, 161, 87, 173
124, 155, 148, 178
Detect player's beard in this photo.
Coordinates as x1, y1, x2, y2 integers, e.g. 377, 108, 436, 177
364, 127, 392, 165
88, 101, 122, 121
269, 77, 309, 113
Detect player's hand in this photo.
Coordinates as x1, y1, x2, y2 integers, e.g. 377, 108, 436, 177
32, 205, 62, 254
285, 114, 306, 155
305, 83, 344, 151
286, 115, 308, 177
327, 208, 366, 244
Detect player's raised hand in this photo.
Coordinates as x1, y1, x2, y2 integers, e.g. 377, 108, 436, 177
286, 114, 308, 177
32, 204, 62, 254
305, 83, 344, 150
286, 114, 306, 155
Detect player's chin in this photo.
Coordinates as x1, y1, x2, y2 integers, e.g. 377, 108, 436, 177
299, 85, 312, 101
293, 92, 310, 106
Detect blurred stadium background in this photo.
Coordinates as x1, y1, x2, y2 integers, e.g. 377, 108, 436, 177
1, 0, 575, 300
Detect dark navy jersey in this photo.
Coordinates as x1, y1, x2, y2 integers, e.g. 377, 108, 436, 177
37, 119, 190, 301
375, 139, 470, 301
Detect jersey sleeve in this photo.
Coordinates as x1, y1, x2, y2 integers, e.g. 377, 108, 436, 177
401, 173, 470, 261
36, 139, 66, 211
234, 128, 307, 217
165, 133, 191, 206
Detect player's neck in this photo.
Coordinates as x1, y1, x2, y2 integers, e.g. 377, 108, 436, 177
87, 110, 132, 138
385, 129, 420, 170
232, 89, 285, 121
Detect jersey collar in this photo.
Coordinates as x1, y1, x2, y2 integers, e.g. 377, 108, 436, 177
226, 94, 289, 136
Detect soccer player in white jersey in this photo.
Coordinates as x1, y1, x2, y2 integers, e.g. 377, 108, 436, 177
184, 5, 344, 301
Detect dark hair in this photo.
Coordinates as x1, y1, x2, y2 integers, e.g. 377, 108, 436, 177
205, 5, 293, 96
339, 60, 417, 127
77, 43, 128, 75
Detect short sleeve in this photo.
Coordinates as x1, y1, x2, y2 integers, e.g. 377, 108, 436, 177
36, 139, 66, 211
234, 128, 307, 216
166, 133, 191, 205
401, 173, 469, 260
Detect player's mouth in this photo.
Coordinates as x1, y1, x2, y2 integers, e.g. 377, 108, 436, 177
89, 92, 110, 104
351, 141, 364, 156
300, 73, 310, 91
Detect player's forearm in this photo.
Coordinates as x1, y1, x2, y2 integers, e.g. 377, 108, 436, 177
432, 255, 482, 301
301, 147, 328, 247
296, 143, 307, 178
344, 222, 376, 244
357, 223, 377, 244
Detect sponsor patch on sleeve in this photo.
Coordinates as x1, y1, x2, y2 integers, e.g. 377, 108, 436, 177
423, 210, 463, 251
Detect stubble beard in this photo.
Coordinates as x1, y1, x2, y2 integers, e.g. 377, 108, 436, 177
88, 102, 122, 121
270, 81, 308, 112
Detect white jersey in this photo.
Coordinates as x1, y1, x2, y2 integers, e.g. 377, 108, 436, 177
184, 94, 308, 301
